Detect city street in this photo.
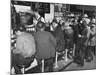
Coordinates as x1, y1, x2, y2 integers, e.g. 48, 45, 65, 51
25, 55, 96, 74
63, 57, 96, 71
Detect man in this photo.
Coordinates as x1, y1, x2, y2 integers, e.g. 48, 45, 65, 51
74, 20, 91, 66
34, 21, 56, 72
87, 18, 96, 61
51, 19, 65, 53
12, 26, 36, 74
45, 22, 51, 32
72, 17, 79, 44
19, 10, 36, 34
63, 21, 74, 60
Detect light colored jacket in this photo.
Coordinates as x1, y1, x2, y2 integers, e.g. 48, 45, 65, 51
13, 32, 36, 58
88, 25, 96, 46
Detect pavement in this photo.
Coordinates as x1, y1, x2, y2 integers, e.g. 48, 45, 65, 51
53, 59, 73, 72
63, 56, 96, 71
24, 55, 96, 74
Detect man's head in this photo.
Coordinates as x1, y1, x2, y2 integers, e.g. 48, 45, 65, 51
52, 19, 58, 29
36, 21, 45, 31
19, 10, 35, 25
59, 20, 64, 25
64, 22, 70, 28
15, 26, 26, 36
82, 20, 89, 28
83, 14, 88, 18
91, 18, 96, 24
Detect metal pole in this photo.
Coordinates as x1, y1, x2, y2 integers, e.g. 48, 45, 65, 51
54, 52, 59, 68
65, 49, 68, 62
69, 4, 70, 12
83, 6, 84, 15
22, 65, 25, 74
42, 59, 44, 72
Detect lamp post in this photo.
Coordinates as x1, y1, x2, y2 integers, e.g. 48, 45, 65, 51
82, 6, 85, 15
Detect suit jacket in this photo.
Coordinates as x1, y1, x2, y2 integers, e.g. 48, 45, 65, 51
51, 26, 65, 52
79, 26, 91, 47
34, 31, 56, 59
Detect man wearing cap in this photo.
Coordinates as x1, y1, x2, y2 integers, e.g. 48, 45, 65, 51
34, 21, 56, 72
74, 19, 91, 66
63, 21, 74, 60
51, 19, 65, 53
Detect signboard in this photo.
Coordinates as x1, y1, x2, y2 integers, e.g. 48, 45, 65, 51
14, 5, 31, 13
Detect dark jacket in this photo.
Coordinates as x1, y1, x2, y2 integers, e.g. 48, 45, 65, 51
51, 26, 65, 52
79, 26, 91, 47
72, 24, 79, 44
64, 26, 74, 49
34, 31, 56, 60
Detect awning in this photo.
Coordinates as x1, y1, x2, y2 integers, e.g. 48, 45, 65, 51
13, 0, 96, 6
76, 5, 96, 11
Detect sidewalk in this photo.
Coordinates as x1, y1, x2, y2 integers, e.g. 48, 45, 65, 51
53, 59, 73, 72
63, 56, 96, 71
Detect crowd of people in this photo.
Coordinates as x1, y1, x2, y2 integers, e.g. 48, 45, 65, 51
11, 6, 96, 74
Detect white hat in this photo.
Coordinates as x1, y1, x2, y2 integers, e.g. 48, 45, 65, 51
92, 18, 96, 24
83, 14, 88, 18
85, 18, 90, 24
41, 17, 45, 23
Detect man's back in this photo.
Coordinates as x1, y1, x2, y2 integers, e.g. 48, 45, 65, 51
15, 32, 36, 58
34, 31, 56, 59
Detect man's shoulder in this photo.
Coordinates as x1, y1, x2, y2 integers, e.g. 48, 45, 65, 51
44, 31, 51, 33
20, 32, 33, 39
44, 31, 53, 36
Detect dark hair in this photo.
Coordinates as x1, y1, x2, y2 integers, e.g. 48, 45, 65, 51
15, 25, 26, 32
62, 22, 65, 26
27, 15, 33, 25
52, 19, 58, 24
36, 21, 45, 29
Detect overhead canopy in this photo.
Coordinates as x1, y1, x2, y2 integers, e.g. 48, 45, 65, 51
76, 5, 96, 11
13, 0, 96, 6
70, 4, 96, 13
